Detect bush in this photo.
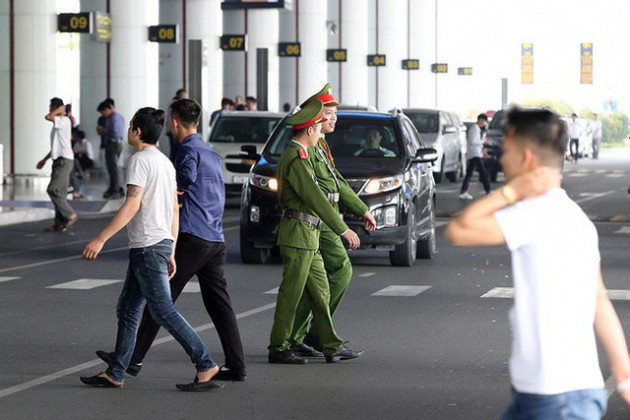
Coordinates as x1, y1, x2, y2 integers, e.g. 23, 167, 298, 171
602, 113, 629, 143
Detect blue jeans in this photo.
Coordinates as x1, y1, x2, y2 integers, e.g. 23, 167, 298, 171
106, 239, 215, 382
502, 387, 607, 420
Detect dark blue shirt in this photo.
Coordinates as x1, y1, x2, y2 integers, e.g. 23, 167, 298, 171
104, 111, 125, 143
174, 133, 225, 242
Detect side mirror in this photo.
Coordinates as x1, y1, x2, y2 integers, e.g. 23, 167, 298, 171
412, 147, 438, 163
443, 125, 457, 134
241, 145, 257, 155
225, 145, 260, 173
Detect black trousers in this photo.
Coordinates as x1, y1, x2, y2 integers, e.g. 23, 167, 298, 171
460, 157, 491, 194
569, 138, 580, 161
131, 234, 245, 372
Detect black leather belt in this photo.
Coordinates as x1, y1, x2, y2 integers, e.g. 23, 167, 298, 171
283, 210, 322, 229
327, 192, 339, 203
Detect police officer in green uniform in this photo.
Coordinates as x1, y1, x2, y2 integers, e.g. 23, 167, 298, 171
268, 100, 363, 364
289, 84, 377, 357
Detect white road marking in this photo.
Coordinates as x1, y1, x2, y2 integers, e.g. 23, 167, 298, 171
0, 276, 20, 283
47, 279, 122, 290
0, 246, 128, 274
615, 226, 630, 234
605, 174, 624, 178
359, 272, 375, 278
567, 173, 587, 177
264, 287, 279, 294
0, 302, 276, 399
575, 191, 615, 204
482, 287, 630, 301
182, 281, 200, 293
371, 285, 431, 297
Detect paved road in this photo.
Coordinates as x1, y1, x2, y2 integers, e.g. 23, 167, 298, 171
1, 149, 629, 419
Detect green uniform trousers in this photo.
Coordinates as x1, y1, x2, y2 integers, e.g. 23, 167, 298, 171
269, 245, 343, 355
289, 223, 352, 346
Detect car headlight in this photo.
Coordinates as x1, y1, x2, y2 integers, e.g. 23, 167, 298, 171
371, 205, 398, 228
250, 173, 278, 192
361, 175, 403, 195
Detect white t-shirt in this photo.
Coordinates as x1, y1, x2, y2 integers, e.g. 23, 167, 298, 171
568, 121, 582, 139
50, 116, 74, 160
126, 147, 177, 249
466, 124, 483, 159
494, 188, 604, 395
591, 120, 602, 140
73, 138, 95, 160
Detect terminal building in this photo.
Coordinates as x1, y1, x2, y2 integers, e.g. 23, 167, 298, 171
1, 0, 451, 178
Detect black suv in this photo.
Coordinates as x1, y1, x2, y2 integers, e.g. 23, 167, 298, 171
234, 110, 438, 267
483, 109, 504, 182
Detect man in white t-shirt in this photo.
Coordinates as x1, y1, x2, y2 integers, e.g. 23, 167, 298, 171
591, 114, 603, 159
37, 97, 78, 232
568, 113, 582, 163
79, 107, 221, 392
446, 107, 630, 419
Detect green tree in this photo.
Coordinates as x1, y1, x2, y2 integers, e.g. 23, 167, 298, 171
602, 112, 629, 143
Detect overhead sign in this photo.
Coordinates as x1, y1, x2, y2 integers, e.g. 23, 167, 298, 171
521, 43, 534, 84
580, 42, 593, 84
278, 42, 300, 57
221, 34, 246, 51
458, 67, 473, 76
57, 13, 91, 33
327, 49, 347, 62
92, 11, 111, 42
148, 25, 178, 43
221, 0, 290, 10
402, 59, 419, 70
367, 54, 386, 67
431, 63, 448, 73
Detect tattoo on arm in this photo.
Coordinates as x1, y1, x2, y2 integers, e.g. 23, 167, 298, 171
126, 185, 142, 199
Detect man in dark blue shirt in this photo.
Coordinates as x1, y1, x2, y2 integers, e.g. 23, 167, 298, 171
96, 99, 246, 381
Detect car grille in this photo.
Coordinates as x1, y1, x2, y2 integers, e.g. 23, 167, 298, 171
345, 179, 366, 194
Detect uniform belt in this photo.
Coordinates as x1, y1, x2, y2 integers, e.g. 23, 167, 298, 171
326, 192, 339, 203
282, 210, 322, 229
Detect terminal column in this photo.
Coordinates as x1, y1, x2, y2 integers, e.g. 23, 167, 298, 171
222, 10, 245, 101
158, 0, 183, 112
375, 0, 406, 111
3, 0, 58, 175
246, 9, 279, 111
296, 1, 327, 102
339, 0, 368, 106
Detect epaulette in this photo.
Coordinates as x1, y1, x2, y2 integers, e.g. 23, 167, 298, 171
298, 148, 309, 160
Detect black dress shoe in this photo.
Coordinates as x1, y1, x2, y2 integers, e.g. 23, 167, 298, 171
96, 350, 142, 376
268, 350, 308, 365
80, 374, 122, 388
212, 365, 247, 382
176, 377, 224, 392
325, 344, 365, 363
303, 333, 324, 352
291, 343, 324, 358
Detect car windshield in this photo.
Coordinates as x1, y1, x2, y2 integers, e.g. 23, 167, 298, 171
209, 116, 281, 144
267, 116, 402, 160
488, 110, 504, 130
406, 112, 439, 133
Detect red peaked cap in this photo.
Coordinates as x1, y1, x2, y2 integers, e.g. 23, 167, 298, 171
299, 83, 339, 108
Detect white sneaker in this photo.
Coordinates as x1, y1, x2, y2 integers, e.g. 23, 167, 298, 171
459, 192, 473, 200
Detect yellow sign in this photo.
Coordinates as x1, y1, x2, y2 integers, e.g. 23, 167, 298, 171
431, 63, 448, 73
221, 34, 246, 51
92, 11, 111, 42
57, 13, 90, 33
521, 43, 534, 84
278, 42, 300, 57
149, 25, 178, 43
327, 49, 347, 62
580, 43, 593, 84
458, 67, 473, 76
402, 59, 420, 70
367, 54, 386, 67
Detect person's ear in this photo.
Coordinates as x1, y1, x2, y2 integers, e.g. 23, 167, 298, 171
522, 146, 536, 169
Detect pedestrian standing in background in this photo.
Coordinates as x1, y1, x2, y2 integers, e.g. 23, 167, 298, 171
80, 107, 221, 392
568, 113, 582, 163
37, 97, 78, 232
65, 104, 77, 128
459, 113, 491, 200
167, 88, 188, 162
446, 107, 630, 418
246, 96, 257, 111
98, 99, 126, 199
210, 97, 234, 126
591, 113, 602, 159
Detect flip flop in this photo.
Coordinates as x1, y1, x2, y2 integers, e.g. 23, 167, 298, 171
80, 374, 122, 388
176, 376, 223, 392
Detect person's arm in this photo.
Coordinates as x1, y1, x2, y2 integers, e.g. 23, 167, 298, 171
82, 185, 144, 259
335, 170, 375, 231
45, 106, 63, 122
593, 270, 630, 404
175, 146, 197, 192
110, 113, 126, 140
445, 167, 561, 246
36, 152, 52, 169
168, 189, 179, 279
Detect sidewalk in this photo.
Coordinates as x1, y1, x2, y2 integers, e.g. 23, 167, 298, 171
0, 171, 123, 227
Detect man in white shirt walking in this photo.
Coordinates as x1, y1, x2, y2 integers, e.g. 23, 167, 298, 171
446, 107, 630, 419
459, 113, 491, 200
568, 113, 582, 163
591, 113, 603, 159
37, 97, 78, 232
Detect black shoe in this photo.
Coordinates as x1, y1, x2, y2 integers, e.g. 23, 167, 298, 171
303, 333, 324, 352
212, 365, 247, 382
102, 189, 114, 199
291, 343, 324, 358
325, 344, 364, 363
80, 373, 122, 388
176, 376, 223, 392
268, 350, 308, 365
95, 350, 142, 376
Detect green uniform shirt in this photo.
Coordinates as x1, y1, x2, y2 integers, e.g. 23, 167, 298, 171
277, 141, 349, 250
310, 137, 368, 217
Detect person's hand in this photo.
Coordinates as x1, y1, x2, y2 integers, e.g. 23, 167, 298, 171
177, 190, 184, 208
82, 238, 105, 260
363, 211, 376, 232
36, 159, 46, 170
507, 167, 561, 202
342, 229, 360, 250
168, 254, 177, 279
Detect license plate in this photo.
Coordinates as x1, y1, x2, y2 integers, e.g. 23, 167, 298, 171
232, 175, 248, 184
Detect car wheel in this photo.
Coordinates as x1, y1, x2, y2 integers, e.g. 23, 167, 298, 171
445, 154, 461, 183
433, 158, 445, 184
240, 227, 270, 264
390, 205, 417, 267
417, 199, 437, 259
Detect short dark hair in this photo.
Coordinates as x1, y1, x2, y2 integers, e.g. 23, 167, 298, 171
105, 98, 115, 107
169, 99, 201, 128
50, 97, 64, 108
131, 107, 165, 144
97, 101, 113, 112
72, 127, 86, 139
174, 88, 187, 100
477, 113, 488, 122
221, 97, 234, 107
502, 107, 568, 159
246, 96, 257, 103
65, 104, 72, 113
